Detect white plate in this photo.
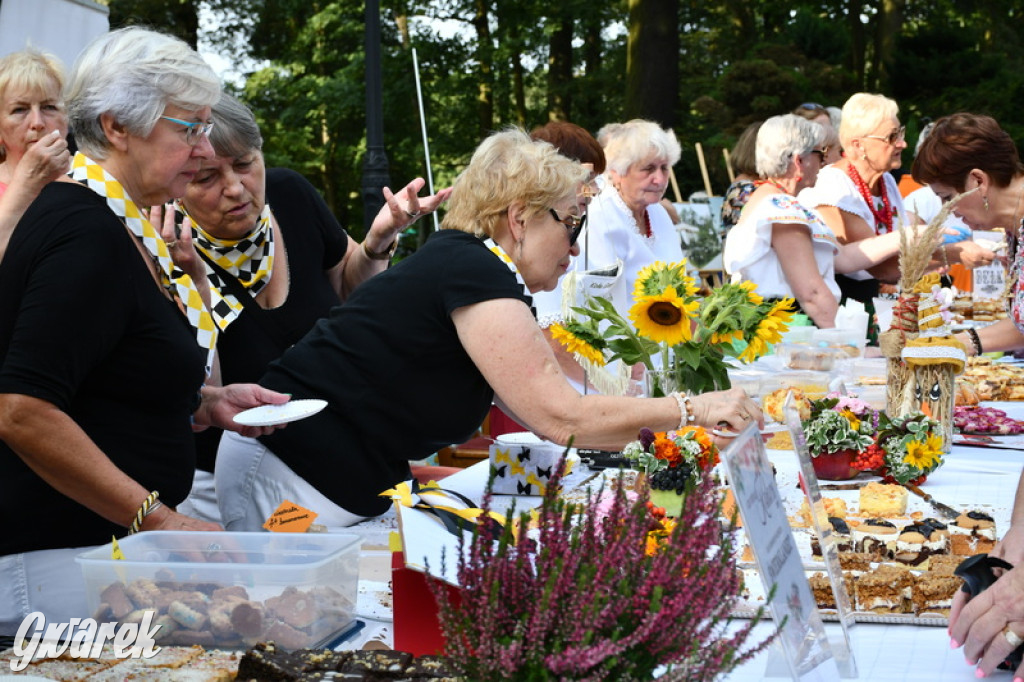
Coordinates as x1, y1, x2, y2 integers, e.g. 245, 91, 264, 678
233, 399, 327, 426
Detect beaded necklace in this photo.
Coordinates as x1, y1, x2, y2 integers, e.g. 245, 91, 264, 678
755, 179, 789, 193
845, 163, 893, 234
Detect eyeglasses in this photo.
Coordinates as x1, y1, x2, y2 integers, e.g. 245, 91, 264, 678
548, 208, 586, 246
862, 125, 906, 146
160, 115, 214, 146
809, 147, 828, 163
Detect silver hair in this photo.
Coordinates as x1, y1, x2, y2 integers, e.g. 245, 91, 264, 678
65, 27, 221, 159
755, 114, 825, 178
914, 121, 936, 157
208, 92, 263, 159
838, 92, 899, 149
602, 119, 682, 175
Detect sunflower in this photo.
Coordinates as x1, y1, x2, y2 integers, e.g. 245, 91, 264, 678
740, 298, 795, 362
550, 322, 607, 366
903, 433, 943, 471
710, 329, 745, 345
629, 286, 698, 345
738, 280, 763, 305
633, 261, 699, 299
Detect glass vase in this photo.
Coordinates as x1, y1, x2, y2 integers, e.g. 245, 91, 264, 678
644, 369, 680, 398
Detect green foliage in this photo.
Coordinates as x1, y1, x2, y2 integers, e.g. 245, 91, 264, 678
114, 0, 1024, 249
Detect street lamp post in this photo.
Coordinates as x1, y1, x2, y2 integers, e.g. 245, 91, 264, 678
361, 0, 390, 233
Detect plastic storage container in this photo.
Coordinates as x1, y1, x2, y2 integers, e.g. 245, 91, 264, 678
77, 531, 361, 650
812, 327, 867, 358
776, 343, 848, 371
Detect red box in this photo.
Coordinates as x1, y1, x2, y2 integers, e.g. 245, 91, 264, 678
391, 551, 461, 656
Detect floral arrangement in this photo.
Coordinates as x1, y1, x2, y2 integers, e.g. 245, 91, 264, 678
550, 261, 794, 395
622, 426, 719, 494
802, 395, 877, 456
800, 393, 946, 484
862, 412, 945, 485
428, 454, 776, 680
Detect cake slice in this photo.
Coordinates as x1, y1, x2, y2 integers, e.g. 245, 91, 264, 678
911, 574, 962, 617
855, 565, 913, 614
859, 482, 908, 517
851, 518, 899, 559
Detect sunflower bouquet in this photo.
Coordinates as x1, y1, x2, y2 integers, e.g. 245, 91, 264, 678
551, 260, 794, 395
869, 412, 945, 485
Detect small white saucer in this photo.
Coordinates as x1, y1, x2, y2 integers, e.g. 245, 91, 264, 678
233, 399, 327, 427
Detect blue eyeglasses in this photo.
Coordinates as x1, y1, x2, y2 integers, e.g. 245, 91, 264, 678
159, 115, 214, 146
549, 208, 586, 246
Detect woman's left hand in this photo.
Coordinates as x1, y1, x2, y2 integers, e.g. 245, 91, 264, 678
363, 178, 452, 255
949, 563, 1024, 677
688, 387, 764, 436
195, 384, 292, 437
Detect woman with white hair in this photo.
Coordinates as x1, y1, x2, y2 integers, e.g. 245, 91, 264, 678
799, 93, 994, 338
723, 114, 929, 328
533, 118, 684, 393
0, 27, 287, 631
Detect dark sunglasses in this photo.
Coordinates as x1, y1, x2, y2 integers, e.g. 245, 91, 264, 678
549, 208, 587, 246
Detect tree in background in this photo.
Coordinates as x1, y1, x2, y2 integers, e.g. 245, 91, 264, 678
105, 0, 1024, 246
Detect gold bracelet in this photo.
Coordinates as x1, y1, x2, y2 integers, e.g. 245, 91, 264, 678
128, 491, 162, 535
362, 238, 397, 261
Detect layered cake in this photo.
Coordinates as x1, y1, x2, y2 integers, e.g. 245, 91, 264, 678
837, 552, 875, 571
810, 516, 853, 557
928, 554, 966, 576
949, 511, 997, 556
892, 521, 949, 568
910, 574, 961, 617
855, 564, 913, 614
852, 518, 899, 558
809, 572, 857, 610
859, 482, 908, 517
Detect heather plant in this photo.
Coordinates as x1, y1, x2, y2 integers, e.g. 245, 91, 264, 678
428, 455, 777, 681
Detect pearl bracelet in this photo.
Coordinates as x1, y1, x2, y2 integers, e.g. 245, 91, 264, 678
670, 392, 696, 431
128, 491, 162, 535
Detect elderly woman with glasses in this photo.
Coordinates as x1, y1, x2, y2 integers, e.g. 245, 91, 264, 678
213, 128, 760, 532
724, 114, 932, 329
799, 93, 995, 341
533, 119, 684, 394
150, 93, 449, 523
0, 28, 288, 631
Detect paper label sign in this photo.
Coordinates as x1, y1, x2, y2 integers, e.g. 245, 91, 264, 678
263, 499, 318, 532
721, 423, 840, 680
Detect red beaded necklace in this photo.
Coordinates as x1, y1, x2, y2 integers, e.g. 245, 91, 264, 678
755, 179, 789, 193
845, 163, 893, 234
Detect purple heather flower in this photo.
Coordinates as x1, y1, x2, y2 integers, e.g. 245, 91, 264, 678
639, 427, 656, 450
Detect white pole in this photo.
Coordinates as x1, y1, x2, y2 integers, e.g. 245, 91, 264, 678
412, 48, 439, 231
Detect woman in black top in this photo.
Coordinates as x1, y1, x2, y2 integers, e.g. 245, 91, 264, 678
0, 28, 286, 633
215, 128, 763, 530
159, 94, 449, 522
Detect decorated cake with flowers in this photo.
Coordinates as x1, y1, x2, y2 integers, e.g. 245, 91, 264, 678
621, 425, 719, 516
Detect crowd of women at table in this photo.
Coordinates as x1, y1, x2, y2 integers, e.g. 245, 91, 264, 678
2, 24, 1024, 679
